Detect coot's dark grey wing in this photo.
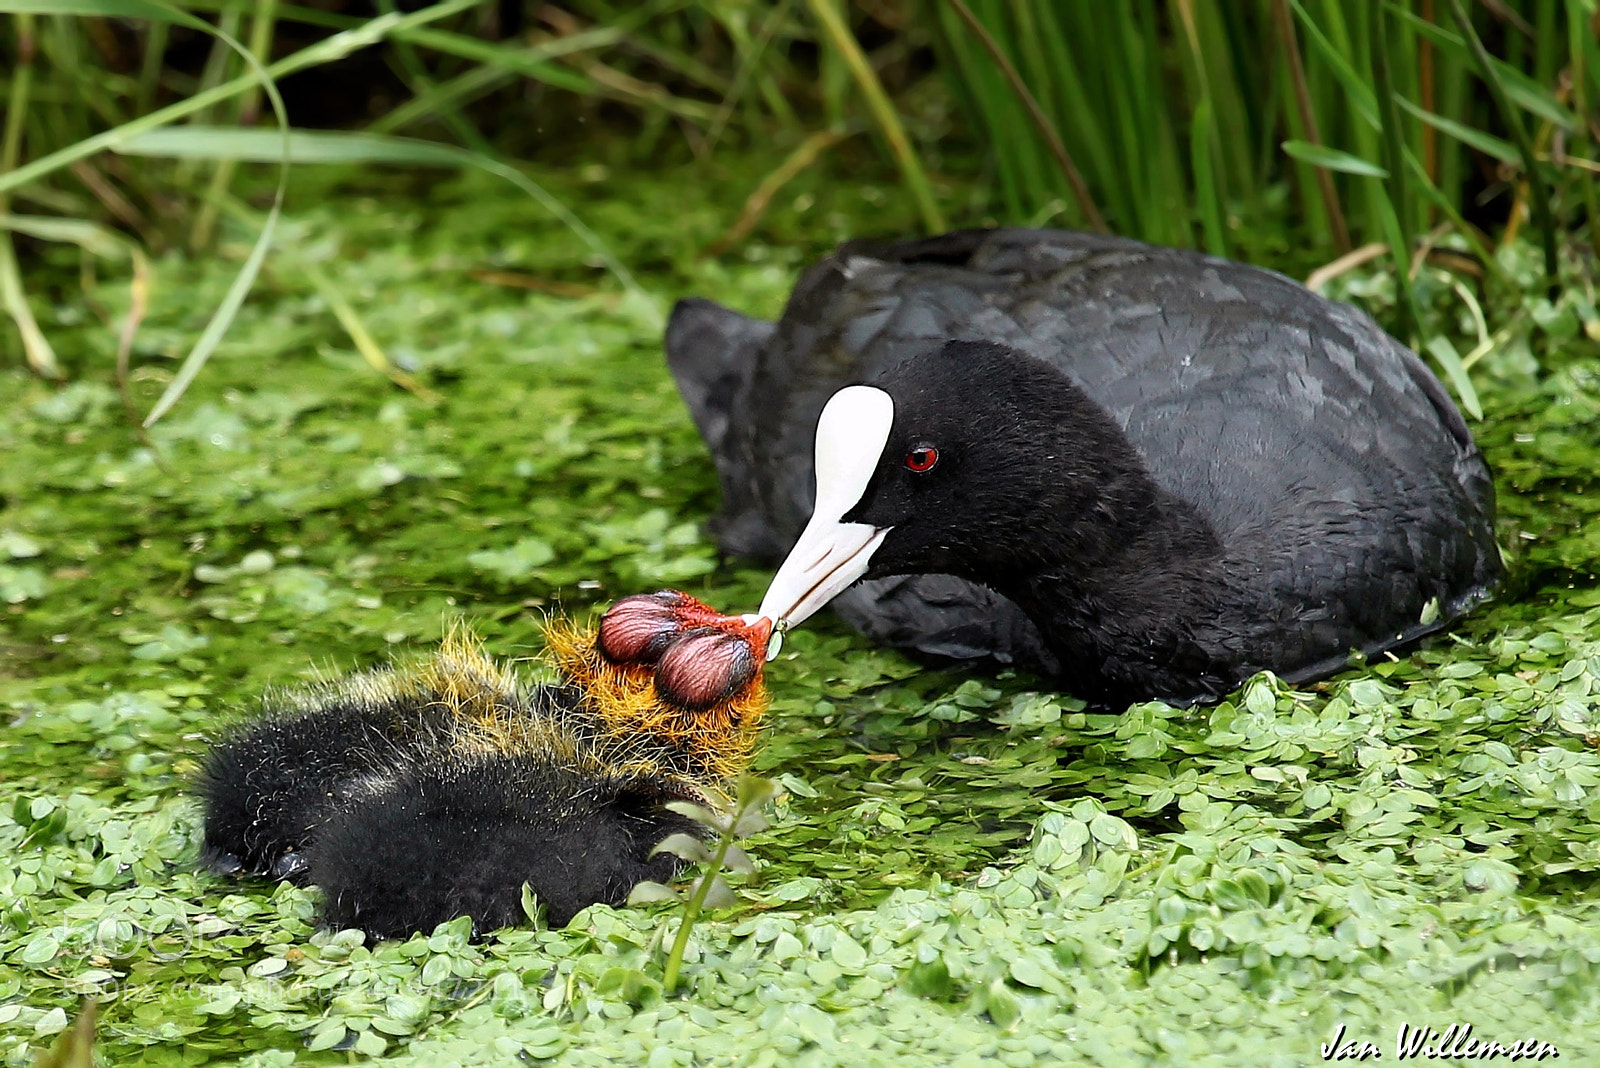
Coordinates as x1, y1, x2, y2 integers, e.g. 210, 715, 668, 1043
665, 298, 782, 557
832, 575, 1061, 675
960, 238, 1500, 645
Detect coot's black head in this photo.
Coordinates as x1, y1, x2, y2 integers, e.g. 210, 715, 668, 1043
759, 340, 1159, 629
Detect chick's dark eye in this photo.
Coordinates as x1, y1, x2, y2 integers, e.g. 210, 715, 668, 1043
904, 445, 939, 473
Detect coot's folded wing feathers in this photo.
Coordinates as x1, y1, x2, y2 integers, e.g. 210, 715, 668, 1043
948, 237, 1500, 648
830, 574, 1061, 675
664, 298, 780, 557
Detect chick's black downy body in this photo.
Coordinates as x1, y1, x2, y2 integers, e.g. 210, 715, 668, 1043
668, 228, 1503, 704
199, 674, 694, 936
199, 604, 771, 939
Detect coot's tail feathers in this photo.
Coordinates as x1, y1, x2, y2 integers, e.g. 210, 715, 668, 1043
664, 298, 783, 557
310, 757, 693, 938
832, 576, 1062, 677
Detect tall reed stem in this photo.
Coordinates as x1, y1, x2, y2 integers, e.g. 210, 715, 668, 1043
943, 0, 1105, 233
1, 11, 61, 378
805, 0, 944, 233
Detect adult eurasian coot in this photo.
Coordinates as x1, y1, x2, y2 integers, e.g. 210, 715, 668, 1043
666, 228, 1502, 704
198, 593, 771, 937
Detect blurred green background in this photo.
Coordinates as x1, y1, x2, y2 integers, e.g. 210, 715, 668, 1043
3, 0, 1598, 416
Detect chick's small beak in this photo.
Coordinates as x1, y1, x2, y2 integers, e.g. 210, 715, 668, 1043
740, 614, 774, 648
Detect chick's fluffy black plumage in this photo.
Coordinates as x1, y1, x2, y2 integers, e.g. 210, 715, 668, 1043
197, 637, 712, 938
310, 755, 691, 936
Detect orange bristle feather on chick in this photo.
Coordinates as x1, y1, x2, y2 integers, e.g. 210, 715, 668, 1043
545, 591, 772, 785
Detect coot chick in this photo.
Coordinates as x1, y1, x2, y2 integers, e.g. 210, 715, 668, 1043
198, 593, 771, 938
666, 228, 1502, 704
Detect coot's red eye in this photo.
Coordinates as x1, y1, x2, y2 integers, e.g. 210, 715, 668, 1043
904, 445, 939, 473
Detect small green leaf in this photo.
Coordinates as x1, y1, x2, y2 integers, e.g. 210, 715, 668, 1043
903, 956, 959, 1001
650, 833, 712, 863
596, 967, 662, 1008
982, 977, 1022, 1030
626, 881, 681, 905
305, 1024, 347, 1052
735, 774, 779, 811
467, 537, 556, 580
769, 877, 821, 902
1424, 335, 1483, 421
663, 800, 730, 833
831, 932, 867, 971
731, 806, 770, 838
520, 883, 544, 927
691, 873, 736, 909
1281, 140, 1388, 177
721, 842, 757, 875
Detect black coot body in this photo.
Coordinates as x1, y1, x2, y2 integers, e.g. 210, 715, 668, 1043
667, 228, 1502, 704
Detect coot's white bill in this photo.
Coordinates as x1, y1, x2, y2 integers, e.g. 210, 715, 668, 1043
757, 386, 895, 642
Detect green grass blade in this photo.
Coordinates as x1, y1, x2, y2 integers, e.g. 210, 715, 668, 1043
0, 0, 295, 414
366, 65, 514, 137
1273, 0, 1350, 252
1384, 3, 1578, 131
0, 236, 58, 377
0, 0, 485, 197
1372, 189, 1419, 339
135, 17, 168, 113
114, 127, 465, 164
943, 0, 1105, 232
1400, 147, 1507, 290
1423, 334, 1481, 420
1569, 0, 1600, 257
191, 0, 281, 251
1447, 0, 1556, 290
0, 211, 139, 257
0, 9, 58, 378
144, 193, 281, 426
374, 0, 491, 154
1289, 0, 1378, 129
805, 0, 943, 232
396, 26, 621, 100
1281, 140, 1386, 177
1370, 5, 1416, 341
1393, 96, 1516, 164
113, 127, 653, 318
130, 3, 292, 428
1190, 93, 1227, 256
0, 0, 175, 16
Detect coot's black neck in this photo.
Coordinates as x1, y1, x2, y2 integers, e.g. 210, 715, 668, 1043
862, 346, 1248, 703
999, 487, 1238, 705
